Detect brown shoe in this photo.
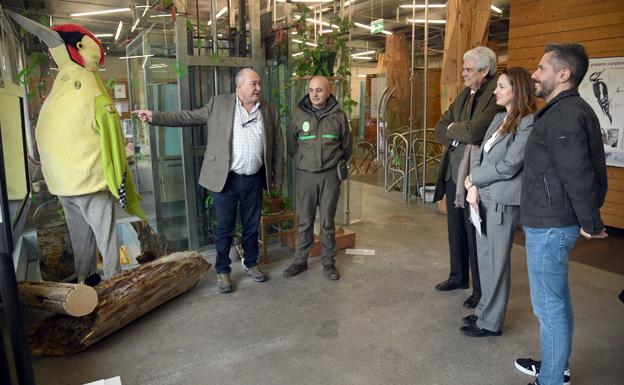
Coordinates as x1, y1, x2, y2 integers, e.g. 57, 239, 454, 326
323, 265, 340, 280
283, 263, 308, 278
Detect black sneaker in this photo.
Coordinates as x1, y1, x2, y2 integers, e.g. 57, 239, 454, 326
514, 358, 571, 385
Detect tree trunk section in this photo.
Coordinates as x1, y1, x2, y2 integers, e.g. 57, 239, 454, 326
36, 221, 75, 281
27, 251, 210, 356
132, 221, 170, 264
18, 282, 97, 317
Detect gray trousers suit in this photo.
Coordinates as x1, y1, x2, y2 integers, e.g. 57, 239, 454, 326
470, 113, 534, 331
474, 192, 519, 331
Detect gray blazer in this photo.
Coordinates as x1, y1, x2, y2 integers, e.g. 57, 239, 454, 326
470, 112, 534, 206
151, 93, 283, 193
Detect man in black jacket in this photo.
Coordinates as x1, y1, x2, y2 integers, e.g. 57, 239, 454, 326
515, 43, 608, 385
282, 76, 352, 281
433, 46, 505, 308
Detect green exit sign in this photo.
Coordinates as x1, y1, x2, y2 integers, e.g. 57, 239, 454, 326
371, 19, 384, 34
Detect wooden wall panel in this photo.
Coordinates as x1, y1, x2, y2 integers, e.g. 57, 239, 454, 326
508, 0, 624, 229
510, 0, 624, 27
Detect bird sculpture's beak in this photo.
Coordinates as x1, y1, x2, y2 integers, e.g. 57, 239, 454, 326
5, 9, 63, 49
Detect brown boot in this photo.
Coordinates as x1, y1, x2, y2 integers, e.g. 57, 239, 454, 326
283, 262, 308, 278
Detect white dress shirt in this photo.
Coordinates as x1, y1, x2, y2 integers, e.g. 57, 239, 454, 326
230, 97, 264, 175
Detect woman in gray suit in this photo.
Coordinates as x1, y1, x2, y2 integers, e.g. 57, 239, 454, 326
460, 67, 536, 337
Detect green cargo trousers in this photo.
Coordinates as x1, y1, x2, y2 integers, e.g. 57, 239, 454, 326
293, 167, 341, 267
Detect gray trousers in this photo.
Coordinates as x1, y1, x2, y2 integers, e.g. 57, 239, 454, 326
474, 196, 520, 332
293, 168, 341, 267
58, 191, 120, 279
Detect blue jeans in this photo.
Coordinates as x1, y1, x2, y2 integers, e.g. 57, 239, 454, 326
213, 170, 264, 274
525, 225, 579, 385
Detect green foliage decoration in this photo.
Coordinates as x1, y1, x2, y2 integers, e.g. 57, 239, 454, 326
290, 8, 358, 117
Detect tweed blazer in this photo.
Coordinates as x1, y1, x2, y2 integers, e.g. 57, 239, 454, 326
151, 93, 283, 193
470, 112, 534, 206
432, 76, 505, 202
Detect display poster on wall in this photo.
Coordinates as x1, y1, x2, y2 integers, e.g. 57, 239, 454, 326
579, 57, 624, 167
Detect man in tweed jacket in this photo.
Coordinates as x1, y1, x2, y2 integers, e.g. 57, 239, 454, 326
135, 68, 283, 293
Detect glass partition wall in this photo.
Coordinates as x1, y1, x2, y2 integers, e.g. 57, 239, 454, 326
127, 0, 263, 251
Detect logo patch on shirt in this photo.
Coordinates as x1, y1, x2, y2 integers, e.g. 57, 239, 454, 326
106, 104, 117, 114
302, 121, 310, 133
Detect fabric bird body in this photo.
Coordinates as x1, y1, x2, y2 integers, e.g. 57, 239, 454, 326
8, 12, 146, 219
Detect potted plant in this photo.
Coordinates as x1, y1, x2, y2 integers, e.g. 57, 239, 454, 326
262, 190, 292, 216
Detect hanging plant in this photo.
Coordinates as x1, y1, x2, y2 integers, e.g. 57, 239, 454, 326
291, 11, 357, 117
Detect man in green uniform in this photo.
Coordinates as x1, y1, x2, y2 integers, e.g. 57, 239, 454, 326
283, 76, 352, 280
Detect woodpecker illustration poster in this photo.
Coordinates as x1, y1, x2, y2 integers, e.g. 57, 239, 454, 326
579, 57, 624, 167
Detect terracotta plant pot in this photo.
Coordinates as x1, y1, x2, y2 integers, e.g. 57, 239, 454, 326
266, 197, 281, 213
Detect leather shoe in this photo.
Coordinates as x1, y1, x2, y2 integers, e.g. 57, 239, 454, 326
435, 279, 469, 291
283, 263, 308, 278
323, 265, 340, 280
463, 294, 480, 308
462, 314, 478, 326
460, 324, 502, 337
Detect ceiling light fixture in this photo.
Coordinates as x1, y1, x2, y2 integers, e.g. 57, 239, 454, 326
292, 38, 318, 47
292, 52, 304, 57
215, 7, 228, 18
353, 22, 393, 35
294, 15, 339, 29
119, 54, 154, 60
490, 5, 503, 13
94, 33, 114, 38
399, 4, 446, 8
131, 18, 140, 32
71, 8, 131, 17
291, 0, 333, 3
352, 56, 373, 60
137, 3, 150, 18
351, 50, 376, 57
406, 18, 447, 24
114, 21, 123, 41
149, 13, 178, 18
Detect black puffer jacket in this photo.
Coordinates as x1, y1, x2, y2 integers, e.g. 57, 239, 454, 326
520, 89, 607, 234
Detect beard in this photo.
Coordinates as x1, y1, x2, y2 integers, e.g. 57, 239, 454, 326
535, 78, 555, 99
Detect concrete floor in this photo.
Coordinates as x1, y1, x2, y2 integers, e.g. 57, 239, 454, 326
27, 182, 624, 385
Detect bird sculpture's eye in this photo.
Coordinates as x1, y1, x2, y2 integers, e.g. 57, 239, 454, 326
77, 42, 84, 49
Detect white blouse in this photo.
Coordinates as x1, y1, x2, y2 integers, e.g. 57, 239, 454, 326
483, 130, 500, 153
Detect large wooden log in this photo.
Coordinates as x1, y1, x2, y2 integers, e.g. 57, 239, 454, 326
18, 282, 97, 317
27, 251, 210, 356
